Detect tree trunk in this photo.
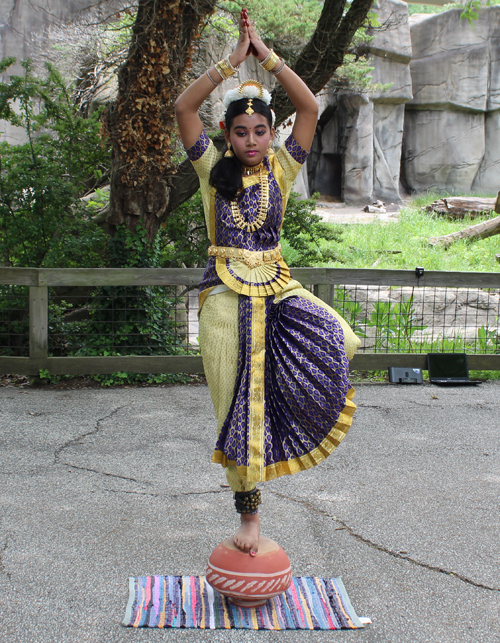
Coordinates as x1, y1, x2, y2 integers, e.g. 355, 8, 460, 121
105, 0, 216, 243
165, 0, 375, 219
428, 215, 500, 248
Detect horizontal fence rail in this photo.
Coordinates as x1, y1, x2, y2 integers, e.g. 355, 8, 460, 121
1, 267, 499, 376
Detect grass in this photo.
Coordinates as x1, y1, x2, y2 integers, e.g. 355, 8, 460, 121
311, 193, 500, 381
318, 194, 500, 272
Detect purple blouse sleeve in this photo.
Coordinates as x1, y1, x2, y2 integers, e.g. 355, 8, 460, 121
185, 130, 211, 162
284, 135, 309, 165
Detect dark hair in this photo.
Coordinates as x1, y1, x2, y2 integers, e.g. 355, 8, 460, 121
209, 98, 273, 201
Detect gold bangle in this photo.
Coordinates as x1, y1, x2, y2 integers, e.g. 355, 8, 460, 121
214, 61, 228, 81
260, 50, 280, 73
269, 59, 286, 75
260, 50, 274, 67
225, 55, 240, 74
215, 55, 239, 81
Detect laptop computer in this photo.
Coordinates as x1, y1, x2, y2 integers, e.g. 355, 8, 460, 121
427, 353, 482, 386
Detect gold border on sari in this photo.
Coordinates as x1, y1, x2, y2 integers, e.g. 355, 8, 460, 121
212, 388, 357, 482
209, 187, 216, 243
247, 296, 267, 483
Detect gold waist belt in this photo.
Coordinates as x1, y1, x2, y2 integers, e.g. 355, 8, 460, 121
208, 243, 282, 269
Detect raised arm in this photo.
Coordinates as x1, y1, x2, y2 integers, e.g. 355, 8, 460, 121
174, 16, 251, 149
247, 25, 319, 153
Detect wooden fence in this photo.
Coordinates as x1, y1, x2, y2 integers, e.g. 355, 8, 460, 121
1, 266, 499, 375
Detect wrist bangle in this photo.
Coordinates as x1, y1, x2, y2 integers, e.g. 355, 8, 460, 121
206, 69, 221, 86
215, 55, 239, 81
260, 49, 280, 73
226, 55, 240, 74
260, 50, 274, 67
269, 59, 286, 75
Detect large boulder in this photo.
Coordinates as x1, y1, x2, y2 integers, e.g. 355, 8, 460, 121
309, 92, 374, 203
403, 110, 485, 193
308, 0, 412, 204
473, 111, 500, 192
340, 94, 374, 204
374, 104, 406, 201
403, 7, 500, 195
368, 0, 412, 203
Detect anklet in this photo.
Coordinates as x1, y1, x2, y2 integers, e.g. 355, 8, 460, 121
234, 488, 262, 514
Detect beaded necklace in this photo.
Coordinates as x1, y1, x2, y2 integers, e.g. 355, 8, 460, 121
231, 163, 269, 233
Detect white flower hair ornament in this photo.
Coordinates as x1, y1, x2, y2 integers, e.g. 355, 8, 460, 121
223, 80, 276, 126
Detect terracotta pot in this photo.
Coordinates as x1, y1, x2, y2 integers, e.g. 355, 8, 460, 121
206, 535, 292, 608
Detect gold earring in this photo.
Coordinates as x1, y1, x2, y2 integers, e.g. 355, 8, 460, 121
224, 141, 234, 158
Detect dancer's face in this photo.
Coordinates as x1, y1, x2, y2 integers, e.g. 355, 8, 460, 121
226, 113, 275, 167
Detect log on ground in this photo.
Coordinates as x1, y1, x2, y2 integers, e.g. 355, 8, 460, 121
426, 196, 498, 219
428, 214, 500, 248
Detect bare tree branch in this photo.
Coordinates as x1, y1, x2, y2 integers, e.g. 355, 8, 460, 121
271, 0, 375, 124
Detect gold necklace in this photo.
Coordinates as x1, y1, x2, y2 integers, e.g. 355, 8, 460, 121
231, 166, 269, 233
242, 162, 263, 176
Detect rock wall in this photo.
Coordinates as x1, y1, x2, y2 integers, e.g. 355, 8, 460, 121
308, 0, 412, 204
403, 7, 500, 194
0, 0, 124, 142
309, 2, 500, 203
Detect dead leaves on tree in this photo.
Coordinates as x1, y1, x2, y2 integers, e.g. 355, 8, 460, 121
106, 0, 214, 189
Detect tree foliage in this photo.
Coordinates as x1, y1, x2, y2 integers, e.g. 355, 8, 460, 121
221, 0, 323, 48
1, 0, 376, 267
220, 0, 379, 92
0, 59, 109, 267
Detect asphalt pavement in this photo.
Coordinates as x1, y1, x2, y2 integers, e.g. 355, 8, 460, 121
0, 381, 499, 643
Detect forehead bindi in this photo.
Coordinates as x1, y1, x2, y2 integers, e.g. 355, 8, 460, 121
231, 113, 269, 131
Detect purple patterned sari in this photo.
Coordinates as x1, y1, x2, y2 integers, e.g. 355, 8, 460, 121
187, 130, 356, 484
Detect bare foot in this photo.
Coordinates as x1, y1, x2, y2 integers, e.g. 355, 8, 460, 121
233, 512, 260, 556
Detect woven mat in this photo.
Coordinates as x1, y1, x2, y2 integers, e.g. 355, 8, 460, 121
123, 575, 365, 630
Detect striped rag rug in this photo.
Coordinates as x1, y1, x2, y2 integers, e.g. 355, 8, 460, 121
122, 575, 365, 630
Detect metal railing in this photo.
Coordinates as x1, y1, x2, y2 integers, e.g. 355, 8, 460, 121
1, 267, 499, 375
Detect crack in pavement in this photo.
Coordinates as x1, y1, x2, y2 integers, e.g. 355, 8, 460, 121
0, 535, 13, 583
269, 490, 499, 593
54, 405, 126, 464
53, 405, 151, 486
101, 488, 231, 498
64, 465, 148, 485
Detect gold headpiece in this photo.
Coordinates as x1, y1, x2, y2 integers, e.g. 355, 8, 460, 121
238, 80, 265, 99
223, 80, 271, 109
222, 80, 275, 125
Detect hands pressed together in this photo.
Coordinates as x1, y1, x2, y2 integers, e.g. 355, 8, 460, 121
175, 7, 317, 152
230, 9, 272, 68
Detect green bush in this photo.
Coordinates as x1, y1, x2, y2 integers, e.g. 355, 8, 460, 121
0, 58, 109, 268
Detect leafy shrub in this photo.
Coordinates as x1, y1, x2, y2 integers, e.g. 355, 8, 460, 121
0, 58, 109, 268
281, 192, 343, 266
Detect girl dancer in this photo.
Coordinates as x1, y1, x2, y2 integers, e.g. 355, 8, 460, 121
175, 10, 360, 557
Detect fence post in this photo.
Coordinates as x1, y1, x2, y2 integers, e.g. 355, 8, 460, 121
314, 284, 334, 307
29, 286, 48, 359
